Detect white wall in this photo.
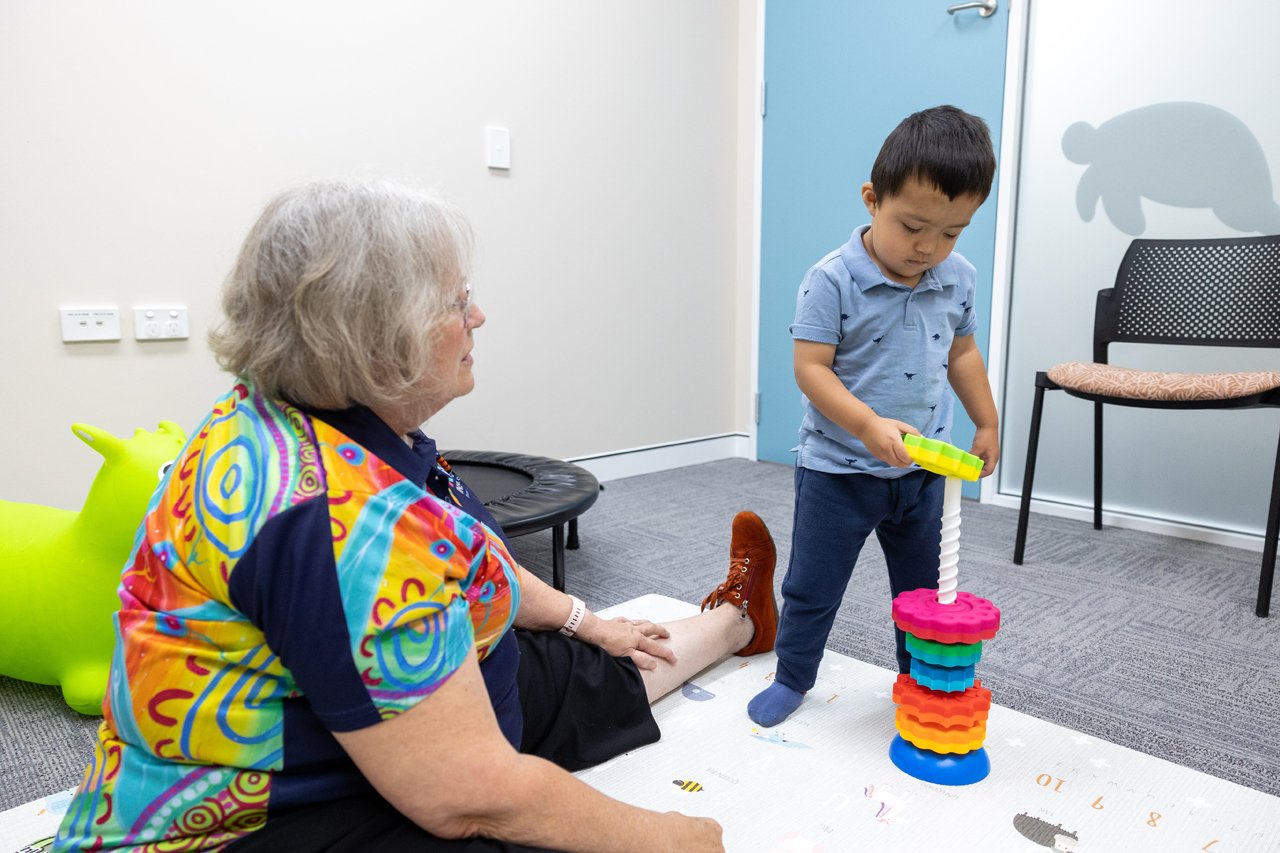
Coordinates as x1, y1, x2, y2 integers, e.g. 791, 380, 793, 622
0, 1, 759, 511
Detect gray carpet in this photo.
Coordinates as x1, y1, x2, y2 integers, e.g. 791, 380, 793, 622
2, 458, 1277, 813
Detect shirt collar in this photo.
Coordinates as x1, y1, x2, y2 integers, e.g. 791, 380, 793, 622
301, 403, 434, 487
839, 224, 950, 294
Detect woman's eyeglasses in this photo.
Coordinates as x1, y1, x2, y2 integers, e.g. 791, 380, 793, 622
452, 282, 473, 325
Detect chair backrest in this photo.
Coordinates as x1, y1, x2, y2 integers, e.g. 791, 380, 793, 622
1093, 234, 1280, 363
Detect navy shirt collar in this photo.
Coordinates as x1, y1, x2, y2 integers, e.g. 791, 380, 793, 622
408, 430, 456, 502
300, 403, 434, 490
300, 401, 505, 539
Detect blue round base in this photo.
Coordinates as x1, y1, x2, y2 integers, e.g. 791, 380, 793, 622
889, 735, 990, 785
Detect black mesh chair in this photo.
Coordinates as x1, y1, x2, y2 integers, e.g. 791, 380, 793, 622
1012, 235, 1280, 617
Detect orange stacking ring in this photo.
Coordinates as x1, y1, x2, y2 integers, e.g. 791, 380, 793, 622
891, 674, 992, 727
895, 710, 987, 754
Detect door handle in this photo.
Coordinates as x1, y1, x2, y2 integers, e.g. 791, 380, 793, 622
947, 0, 997, 16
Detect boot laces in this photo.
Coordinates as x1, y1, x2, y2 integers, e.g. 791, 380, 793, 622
704, 556, 752, 609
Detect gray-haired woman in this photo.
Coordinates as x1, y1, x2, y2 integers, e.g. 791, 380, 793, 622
53, 179, 779, 853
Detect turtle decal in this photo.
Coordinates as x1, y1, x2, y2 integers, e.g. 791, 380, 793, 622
1062, 101, 1280, 236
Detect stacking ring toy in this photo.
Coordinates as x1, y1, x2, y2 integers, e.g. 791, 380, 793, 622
888, 436, 1001, 786
892, 674, 991, 727
895, 711, 988, 754
892, 588, 1000, 644
909, 658, 977, 692
905, 635, 983, 667
902, 434, 983, 481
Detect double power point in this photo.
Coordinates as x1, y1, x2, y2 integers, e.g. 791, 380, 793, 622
133, 306, 189, 340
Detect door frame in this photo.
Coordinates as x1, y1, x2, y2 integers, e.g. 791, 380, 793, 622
981, 0, 1031, 503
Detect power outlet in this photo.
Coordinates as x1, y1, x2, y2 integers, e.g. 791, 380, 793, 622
134, 306, 189, 340
60, 307, 122, 342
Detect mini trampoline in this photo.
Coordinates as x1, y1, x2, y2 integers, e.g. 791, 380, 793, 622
442, 450, 600, 591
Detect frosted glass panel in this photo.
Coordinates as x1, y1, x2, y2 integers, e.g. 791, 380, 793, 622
999, 1, 1280, 536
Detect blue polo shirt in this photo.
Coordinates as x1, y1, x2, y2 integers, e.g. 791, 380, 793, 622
790, 224, 978, 476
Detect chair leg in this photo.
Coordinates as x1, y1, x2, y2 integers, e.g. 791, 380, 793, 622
1093, 402, 1103, 530
552, 524, 566, 591
1013, 380, 1048, 565
1257, 430, 1280, 618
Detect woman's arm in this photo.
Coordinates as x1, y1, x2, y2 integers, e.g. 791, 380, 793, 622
513, 564, 676, 669
511, 564, 580, 631
334, 649, 722, 852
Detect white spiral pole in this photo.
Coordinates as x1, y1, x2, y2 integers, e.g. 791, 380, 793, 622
937, 476, 962, 605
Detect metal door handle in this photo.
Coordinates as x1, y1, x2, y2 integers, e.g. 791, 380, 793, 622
947, 0, 997, 16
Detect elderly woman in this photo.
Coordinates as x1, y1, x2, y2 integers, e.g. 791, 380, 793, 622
53, 180, 778, 853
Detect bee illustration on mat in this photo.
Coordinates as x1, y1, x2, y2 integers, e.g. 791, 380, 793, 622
673, 779, 704, 793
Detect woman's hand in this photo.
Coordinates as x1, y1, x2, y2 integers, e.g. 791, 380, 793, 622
575, 613, 676, 670
508, 564, 677, 668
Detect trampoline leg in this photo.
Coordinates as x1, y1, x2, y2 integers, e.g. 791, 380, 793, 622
567, 518, 580, 550
552, 524, 566, 591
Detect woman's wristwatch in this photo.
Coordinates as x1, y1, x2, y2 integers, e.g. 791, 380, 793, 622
559, 595, 587, 637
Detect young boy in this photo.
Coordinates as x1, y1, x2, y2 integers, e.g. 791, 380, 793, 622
749, 105, 1000, 728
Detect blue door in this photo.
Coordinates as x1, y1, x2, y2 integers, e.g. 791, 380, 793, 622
758, 0, 1010, 497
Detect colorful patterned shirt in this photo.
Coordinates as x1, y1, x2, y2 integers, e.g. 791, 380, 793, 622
54, 384, 522, 851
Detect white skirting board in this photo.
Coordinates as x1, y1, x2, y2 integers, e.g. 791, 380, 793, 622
4, 595, 1277, 853
569, 433, 750, 483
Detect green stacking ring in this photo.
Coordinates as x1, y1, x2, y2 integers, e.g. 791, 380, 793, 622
905, 633, 984, 667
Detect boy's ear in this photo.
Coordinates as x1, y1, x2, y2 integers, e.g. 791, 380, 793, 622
860, 182, 878, 215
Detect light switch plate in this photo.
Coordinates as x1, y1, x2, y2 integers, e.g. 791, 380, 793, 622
486, 126, 511, 169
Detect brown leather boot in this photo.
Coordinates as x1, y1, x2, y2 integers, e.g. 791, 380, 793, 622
700, 510, 777, 656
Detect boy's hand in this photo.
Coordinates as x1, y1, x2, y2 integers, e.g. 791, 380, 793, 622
859, 417, 920, 468
970, 426, 1000, 477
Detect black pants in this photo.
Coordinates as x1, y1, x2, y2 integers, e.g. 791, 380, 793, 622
226, 630, 659, 852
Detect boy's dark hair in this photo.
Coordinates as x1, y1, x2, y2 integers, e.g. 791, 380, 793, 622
870, 105, 996, 202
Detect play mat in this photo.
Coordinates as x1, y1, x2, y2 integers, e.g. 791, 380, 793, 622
3, 595, 1277, 852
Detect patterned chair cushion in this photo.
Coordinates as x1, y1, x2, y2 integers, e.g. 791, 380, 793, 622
1047, 362, 1280, 402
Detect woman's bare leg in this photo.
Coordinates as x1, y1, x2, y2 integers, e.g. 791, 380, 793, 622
636, 511, 779, 703
637, 605, 753, 703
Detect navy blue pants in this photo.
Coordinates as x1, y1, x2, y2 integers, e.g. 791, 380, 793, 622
774, 467, 944, 691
